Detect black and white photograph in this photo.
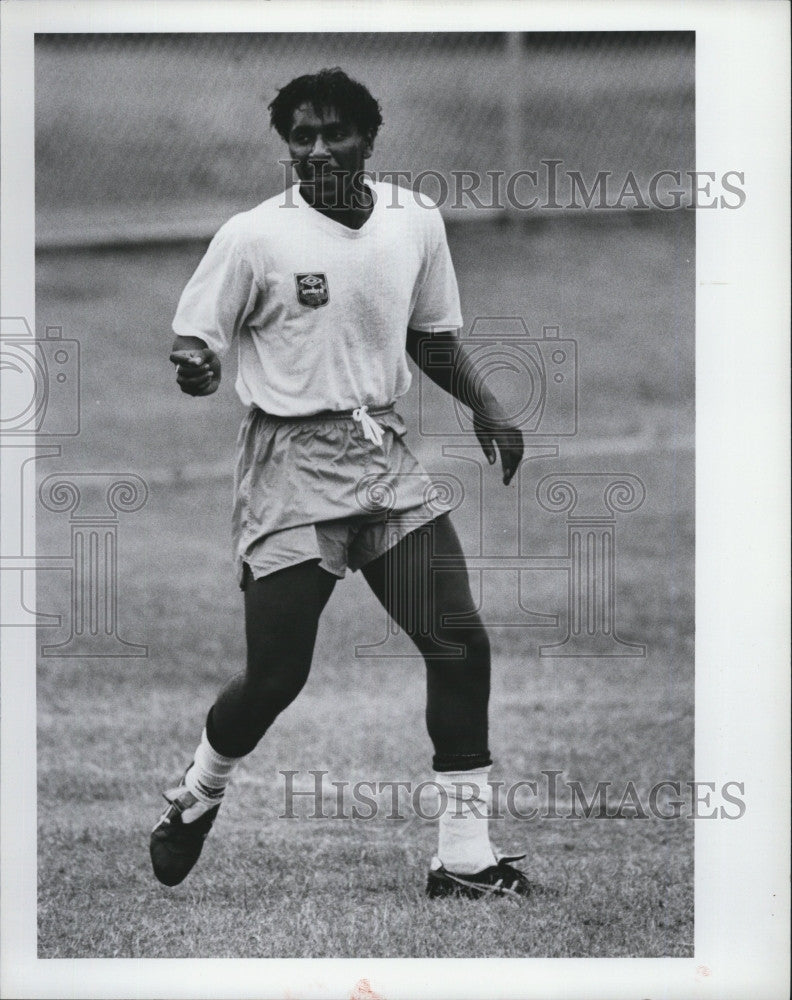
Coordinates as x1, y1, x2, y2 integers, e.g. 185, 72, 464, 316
0, 2, 789, 998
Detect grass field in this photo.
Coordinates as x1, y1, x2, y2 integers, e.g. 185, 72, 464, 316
36, 214, 694, 958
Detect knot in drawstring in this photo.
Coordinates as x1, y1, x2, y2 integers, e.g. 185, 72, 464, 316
352, 405, 385, 447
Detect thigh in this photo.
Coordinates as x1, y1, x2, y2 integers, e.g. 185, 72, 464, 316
360, 513, 480, 649
243, 559, 337, 669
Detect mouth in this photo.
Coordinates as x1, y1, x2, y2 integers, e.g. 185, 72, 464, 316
299, 169, 349, 201
305, 168, 342, 183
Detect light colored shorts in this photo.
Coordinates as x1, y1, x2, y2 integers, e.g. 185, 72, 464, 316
232, 404, 445, 585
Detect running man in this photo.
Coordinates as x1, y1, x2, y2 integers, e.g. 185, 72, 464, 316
151, 68, 528, 899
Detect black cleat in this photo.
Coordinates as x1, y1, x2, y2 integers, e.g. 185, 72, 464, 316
426, 853, 532, 901
149, 778, 220, 887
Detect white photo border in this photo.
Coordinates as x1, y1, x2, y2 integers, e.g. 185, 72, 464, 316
1, 1, 789, 998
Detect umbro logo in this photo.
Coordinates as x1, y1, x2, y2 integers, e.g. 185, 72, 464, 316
295, 272, 329, 308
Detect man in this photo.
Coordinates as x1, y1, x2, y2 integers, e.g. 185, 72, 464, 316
151, 68, 528, 899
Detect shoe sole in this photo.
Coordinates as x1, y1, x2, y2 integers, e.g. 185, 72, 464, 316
426, 871, 528, 901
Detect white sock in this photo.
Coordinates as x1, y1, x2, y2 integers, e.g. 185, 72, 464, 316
435, 766, 498, 875
181, 729, 240, 823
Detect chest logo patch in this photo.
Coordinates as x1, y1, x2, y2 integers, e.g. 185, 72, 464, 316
295, 272, 329, 308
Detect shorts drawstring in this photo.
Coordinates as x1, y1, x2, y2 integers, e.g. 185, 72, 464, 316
352, 405, 385, 447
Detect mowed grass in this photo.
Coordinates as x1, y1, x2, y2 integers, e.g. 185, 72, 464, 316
36, 216, 694, 957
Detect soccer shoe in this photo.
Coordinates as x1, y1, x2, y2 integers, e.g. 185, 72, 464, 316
149, 774, 220, 887
426, 853, 531, 901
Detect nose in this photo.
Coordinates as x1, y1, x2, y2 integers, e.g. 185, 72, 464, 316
310, 134, 330, 159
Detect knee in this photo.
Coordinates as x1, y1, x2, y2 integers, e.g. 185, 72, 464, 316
242, 660, 308, 714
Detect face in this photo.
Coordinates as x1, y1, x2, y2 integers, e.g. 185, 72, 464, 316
287, 103, 373, 207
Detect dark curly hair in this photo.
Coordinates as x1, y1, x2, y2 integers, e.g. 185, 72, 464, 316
268, 67, 383, 142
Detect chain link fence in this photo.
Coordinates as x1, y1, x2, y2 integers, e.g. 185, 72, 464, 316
36, 32, 694, 246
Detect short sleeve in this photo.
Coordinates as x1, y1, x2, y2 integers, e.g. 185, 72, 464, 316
172, 223, 259, 358
408, 208, 463, 333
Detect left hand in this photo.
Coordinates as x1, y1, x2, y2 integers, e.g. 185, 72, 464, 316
473, 399, 524, 485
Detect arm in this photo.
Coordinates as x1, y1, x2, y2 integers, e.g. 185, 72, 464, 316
169, 335, 221, 397
406, 327, 524, 485
169, 222, 259, 398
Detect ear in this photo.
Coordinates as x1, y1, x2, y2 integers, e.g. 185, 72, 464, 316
362, 133, 375, 159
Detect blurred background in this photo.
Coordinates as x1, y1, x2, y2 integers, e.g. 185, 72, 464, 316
36, 31, 694, 244
34, 32, 696, 958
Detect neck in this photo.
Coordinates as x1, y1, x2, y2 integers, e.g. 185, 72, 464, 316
300, 180, 374, 230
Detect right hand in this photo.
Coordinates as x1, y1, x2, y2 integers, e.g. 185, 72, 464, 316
169, 348, 221, 396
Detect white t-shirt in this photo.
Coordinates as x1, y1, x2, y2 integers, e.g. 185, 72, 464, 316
172, 182, 463, 415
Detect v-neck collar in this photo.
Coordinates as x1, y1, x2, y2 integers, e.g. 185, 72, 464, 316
294, 181, 379, 239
